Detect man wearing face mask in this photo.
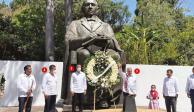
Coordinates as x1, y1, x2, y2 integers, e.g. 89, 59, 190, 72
42, 65, 58, 112
70, 64, 87, 112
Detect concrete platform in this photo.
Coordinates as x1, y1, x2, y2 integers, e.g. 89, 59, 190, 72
0, 106, 165, 112
0, 106, 63, 112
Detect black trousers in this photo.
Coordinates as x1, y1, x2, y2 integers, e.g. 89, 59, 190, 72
164, 96, 177, 112
123, 92, 137, 112
72, 93, 84, 112
190, 89, 194, 112
44, 95, 57, 112
18, 97, 33, 112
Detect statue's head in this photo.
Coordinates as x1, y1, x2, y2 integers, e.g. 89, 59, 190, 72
82, 0, 98, 17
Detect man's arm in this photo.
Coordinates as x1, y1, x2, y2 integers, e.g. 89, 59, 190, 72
41, 74, 47, 96
175, 78, 179, 96
186, 77, 190, 98
118, 64, 125, 79
162, 78, 166, 98
83, 73, 87, 95
173, 78, 179, 99
70, 73, 74, 96
31, 75, 36, 91
132, 78, 137, 95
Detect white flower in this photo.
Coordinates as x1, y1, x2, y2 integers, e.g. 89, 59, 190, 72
84, 51, 120, 88
101, 83, 105, 87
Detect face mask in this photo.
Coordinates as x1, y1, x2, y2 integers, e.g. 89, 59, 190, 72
53, 70, 56, 74
77, 68, 81, 72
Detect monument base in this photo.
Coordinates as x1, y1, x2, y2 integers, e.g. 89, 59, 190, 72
92, 108, 165, 112
62, 104, 165, 112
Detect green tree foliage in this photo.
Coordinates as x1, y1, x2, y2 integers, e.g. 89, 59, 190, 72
175, 16, 194, 65
0, 1, 47, 60
0, 0, 130, 61
0, 14, 19, 59
117, 0, 178, 64
11, 1, 46, 60
115, 0, 194, 65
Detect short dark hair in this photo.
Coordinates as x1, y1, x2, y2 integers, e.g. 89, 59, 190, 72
151, 85, 156, 88
49, 65, 56, 70
76, 64, 81, 68
167, 69, 173, 73
24, 65, 31, 71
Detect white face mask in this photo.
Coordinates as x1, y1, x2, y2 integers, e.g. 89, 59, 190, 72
77, 68, 81, 72
53, 70, 57, 74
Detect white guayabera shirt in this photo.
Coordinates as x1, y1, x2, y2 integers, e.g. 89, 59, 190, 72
186, 74, 194, 94
17, 73, 36, 97
42, 73, 58, 95
70, 71, 87, 93
118, 68, 137, 95
163, 76, 179, 97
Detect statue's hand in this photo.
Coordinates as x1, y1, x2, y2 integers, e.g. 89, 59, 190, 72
87, 32, 110, 40
82, 33, 98, 46
95, 35, 110, 40
88, 32, 98, 39
82, 33, 110, 46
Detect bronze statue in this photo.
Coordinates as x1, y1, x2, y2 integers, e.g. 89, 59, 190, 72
65, 0, 123, 65
64, 0, 125, 108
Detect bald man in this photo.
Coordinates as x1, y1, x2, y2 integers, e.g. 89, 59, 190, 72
118, 64, 137, 112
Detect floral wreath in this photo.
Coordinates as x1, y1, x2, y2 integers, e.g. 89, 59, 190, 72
84, 51, 120, 89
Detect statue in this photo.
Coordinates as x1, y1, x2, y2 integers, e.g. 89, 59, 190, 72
64, 0, 125, 108
65, 0, 124, 65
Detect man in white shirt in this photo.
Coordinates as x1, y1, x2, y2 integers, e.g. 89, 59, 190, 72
42, 65, 58, 112
70, 64, 87, 112
163, 69, 179, 112
118, 64, 137, 112
186, 67, 194, 112
17, 65, 36, 112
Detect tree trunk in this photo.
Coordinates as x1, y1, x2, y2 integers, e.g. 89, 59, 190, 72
62, 0, 73, 102
64, 0, 73, 32
45, 0, 54, 61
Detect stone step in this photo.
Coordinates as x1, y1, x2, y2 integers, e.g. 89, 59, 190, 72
62, 104, 123, 112
56, 107, 64, 112
63, 105, 71, 111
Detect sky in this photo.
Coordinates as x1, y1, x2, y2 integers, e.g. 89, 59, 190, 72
125, 0, 194, 16
1, 0, 194, 16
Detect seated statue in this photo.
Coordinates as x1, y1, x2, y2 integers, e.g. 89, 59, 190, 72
64, 0, 125, 107
65, 0, 124, 65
